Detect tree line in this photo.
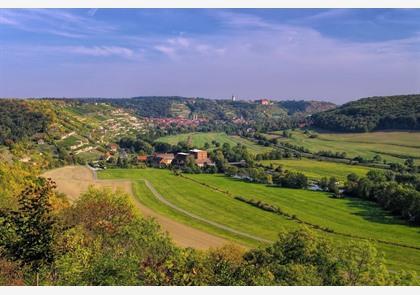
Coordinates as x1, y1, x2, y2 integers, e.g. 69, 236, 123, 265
344, 170, 420, 225
312, 95, 420, 132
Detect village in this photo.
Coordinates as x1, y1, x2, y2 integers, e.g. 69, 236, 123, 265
91, 144, 215, 170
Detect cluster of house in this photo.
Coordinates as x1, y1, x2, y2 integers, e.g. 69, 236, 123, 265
144, 117, 207, 128
137, 149, 214, 167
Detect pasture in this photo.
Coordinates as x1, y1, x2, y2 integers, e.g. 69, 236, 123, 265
266, 130, 420, 164
156, 132, 272, 154
259, 158, 376, 181
99, 168, 420, 273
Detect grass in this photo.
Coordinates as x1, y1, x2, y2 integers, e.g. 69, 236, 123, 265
266, 130, 420, 164
76, 150, 103, 162
259, 158, 377, 181
56, 134, 85, 149
156, 132, 272, 154
99, 168, 420, 273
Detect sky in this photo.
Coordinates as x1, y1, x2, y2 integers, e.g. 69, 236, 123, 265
0, 8, 419, 103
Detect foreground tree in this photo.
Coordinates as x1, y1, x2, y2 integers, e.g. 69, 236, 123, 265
0, 178, 57, 285
242, 228, 418, 286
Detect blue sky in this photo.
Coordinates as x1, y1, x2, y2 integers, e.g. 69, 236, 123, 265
0, 9, 419, 103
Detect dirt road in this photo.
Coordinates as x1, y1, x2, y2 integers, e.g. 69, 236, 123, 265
142, 179, 271, 243
42, 166, 228, 249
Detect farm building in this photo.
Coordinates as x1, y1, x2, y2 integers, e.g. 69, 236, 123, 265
189, 149, 214, 167
256, 99, 271, 105
172, 149, 214, 167
107, 143, 118, 153
150, 153, 175, 166
173, 152, 190, 165
137, 155, 148, 162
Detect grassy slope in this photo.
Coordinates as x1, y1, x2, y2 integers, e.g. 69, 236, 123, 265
157, 132, 271, 154
99, 168, 420, 273
259, 158, 376, 181
267, 130, 420, 164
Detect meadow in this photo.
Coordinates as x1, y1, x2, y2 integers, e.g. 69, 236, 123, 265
157, 132, 272, 154
265, 130, 420, 164
259, 158, 377, 181
99, 168, 420, 273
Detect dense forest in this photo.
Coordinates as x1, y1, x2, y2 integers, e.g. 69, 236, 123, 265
278, 100, 336, 115
312, 95, 420, 132
0, 100, 54, 145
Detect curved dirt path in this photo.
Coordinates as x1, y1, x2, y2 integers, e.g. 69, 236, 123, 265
90, 167, 269, 243
142, 179, 272, 243
43, 166, 228, 249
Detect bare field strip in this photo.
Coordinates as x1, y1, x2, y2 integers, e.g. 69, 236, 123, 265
42, 166, 228, 249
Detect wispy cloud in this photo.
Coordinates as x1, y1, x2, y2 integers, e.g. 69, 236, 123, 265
0, 14, 18, 25
298, 9, 350, 22
153, 35, 226, 59
87, 8, 98, 17
0, 44, 138, 60
65, 46, 134, 58
0, 9, 115, 38
1, 9, 419, 100
214, 11, 280, 30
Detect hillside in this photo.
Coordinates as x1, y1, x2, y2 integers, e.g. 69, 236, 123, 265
0, 99, 148, 168
94, 96, 333, 120
278, 100, 336, 116
311, 95, 420, 132
0, 100, 54, 145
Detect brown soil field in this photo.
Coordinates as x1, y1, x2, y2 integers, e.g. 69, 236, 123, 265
42, 166, 228, 249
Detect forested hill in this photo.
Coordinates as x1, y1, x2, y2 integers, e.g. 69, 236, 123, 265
0, 99, 54, 145
278, 100, 336, 115
311, 95, 420, 132
92, 96, 334, 120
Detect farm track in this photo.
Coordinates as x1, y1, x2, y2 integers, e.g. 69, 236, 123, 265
93, 167, 271, 244
141, 178, 272, 244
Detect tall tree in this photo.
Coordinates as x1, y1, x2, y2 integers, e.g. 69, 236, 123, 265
0, 178, 57, 285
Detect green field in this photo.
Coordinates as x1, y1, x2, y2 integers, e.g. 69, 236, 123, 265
99, 168, 420, 273
76, 150, 103, 162
266, 130, 420, 164
56, 134, 85, 149
260, 158, 377, 181
157, 132, 272, 154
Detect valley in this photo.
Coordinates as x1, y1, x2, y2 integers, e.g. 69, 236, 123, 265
1, 94, 420, 285
97, 168, 420, 273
